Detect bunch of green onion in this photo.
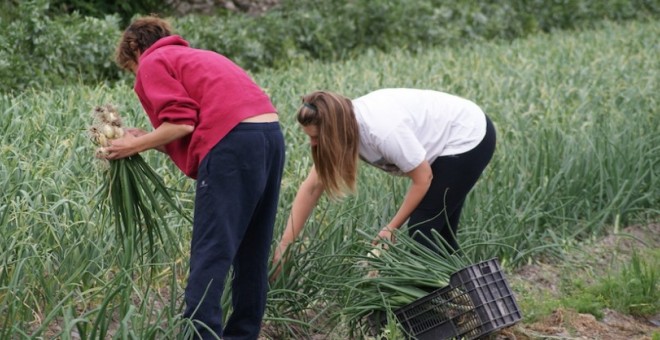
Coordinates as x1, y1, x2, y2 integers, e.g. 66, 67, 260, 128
343, 230, 471, 336
88, 104, 190, 263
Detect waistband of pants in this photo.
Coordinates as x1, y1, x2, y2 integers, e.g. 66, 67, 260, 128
232, 121, 281, 131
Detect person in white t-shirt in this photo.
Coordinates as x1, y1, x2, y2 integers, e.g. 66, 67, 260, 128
273, 88, 496, 274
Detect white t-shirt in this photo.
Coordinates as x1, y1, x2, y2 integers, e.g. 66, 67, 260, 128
353, 88, 487, 175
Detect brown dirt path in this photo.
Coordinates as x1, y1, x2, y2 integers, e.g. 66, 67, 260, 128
499, 224, 660, 340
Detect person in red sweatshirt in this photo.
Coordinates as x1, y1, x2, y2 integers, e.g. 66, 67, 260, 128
108, 15, 285, 340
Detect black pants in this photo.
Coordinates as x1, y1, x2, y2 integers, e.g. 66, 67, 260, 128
407, 116, 496, 254
183, 122, 285, 340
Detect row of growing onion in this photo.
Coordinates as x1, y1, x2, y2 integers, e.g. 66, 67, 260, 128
0, 19, 658, 338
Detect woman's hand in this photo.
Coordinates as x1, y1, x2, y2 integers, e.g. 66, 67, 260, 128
104, 132, 140, 160
103, 122, 193, 159
373, 226, 396, 246
270, 244, 287, 282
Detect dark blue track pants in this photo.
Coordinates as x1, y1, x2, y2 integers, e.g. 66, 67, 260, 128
407, 116, 496, 253
183, 122, 285, 340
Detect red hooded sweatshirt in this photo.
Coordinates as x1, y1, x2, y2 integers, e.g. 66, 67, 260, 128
134, 35, 277, 179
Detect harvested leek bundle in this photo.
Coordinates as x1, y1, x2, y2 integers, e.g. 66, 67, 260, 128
344, 230, 470, 336
89, 104, 190, 262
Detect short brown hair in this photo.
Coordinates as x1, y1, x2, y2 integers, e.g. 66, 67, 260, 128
298, 91, 360, 198
115, 15, 173, 71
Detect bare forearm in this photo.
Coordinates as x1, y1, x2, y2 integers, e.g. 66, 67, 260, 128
389, 182, 429, 228
278, 169, 324, 250
280, 192, 318, 247
134, 122, 193, 153
387, 161, 433, 230
105, 122, 193, 160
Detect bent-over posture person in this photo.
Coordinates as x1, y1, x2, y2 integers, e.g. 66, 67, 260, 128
273, 88, 495, 276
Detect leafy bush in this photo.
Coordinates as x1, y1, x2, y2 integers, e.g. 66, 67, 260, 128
1, 0, 660, 92
48, 0, 171, 24
0, 0, 122, 93
173, 0, 660, 72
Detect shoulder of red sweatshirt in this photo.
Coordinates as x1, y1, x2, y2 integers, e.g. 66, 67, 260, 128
134, 35, 277, 179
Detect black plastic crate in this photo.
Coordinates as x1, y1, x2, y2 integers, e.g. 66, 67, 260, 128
378, 258, 522, 340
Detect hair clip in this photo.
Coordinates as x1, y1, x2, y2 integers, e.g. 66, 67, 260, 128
303, 102, 317, 111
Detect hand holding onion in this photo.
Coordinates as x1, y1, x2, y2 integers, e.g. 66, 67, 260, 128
89, 104, 126, 158
86, 103, 190, 262
104, 133, 139, 160
88, 104, 143, 159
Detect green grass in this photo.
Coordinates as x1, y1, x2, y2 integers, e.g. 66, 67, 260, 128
516, 248, 659, 324
1, 19, 659, 338
594, 249, 660, 316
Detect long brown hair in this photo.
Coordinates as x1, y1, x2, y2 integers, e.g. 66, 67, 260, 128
298, 91, 360, 198
115, 15, 173, 71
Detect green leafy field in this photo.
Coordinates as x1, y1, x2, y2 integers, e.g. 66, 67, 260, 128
1, 19, 658, 339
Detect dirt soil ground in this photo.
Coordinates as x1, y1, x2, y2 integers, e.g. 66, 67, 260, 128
498, 223, 660, 340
